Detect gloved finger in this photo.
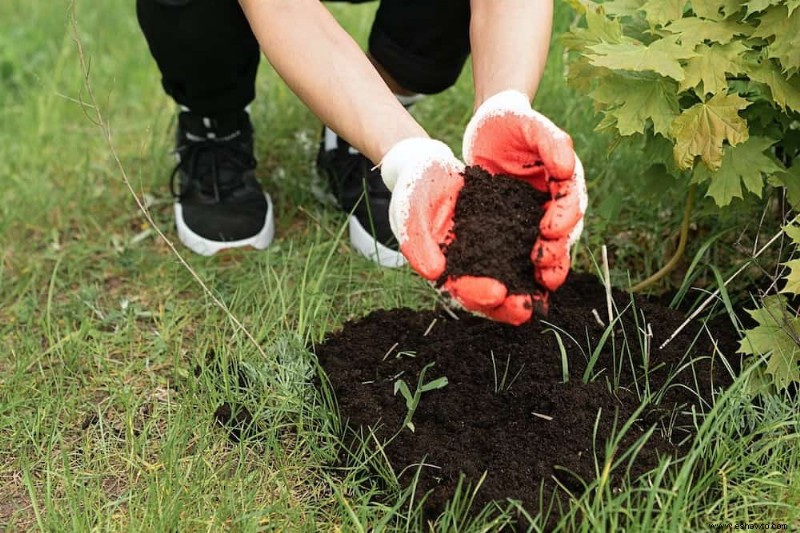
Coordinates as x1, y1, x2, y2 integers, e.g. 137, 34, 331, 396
477, 294, 534, 326
532, 238, 570, 292
536, 265, 570, 293
540, 153, 587, 239
398, 183, 458, 280
389, 160, 464, 281
540, 180, 582, 239
444, 276, 507, 309
524, 111, 575, 181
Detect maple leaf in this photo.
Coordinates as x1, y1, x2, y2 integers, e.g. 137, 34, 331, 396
680, 42, 748, 95
747, 59, 800, 112
661, 17, 751, 47
591, 74, 680, 136
768, 165, 800, 210
782, 260, 800, 295
670, 92, 750, 170
692, 136, 780, 206
586, 36, 697, 81
744, 0, 783, 18
752, 6, 800, 75
562, 7, 624, 51
739, 295, 800, 390
641, 0, 687, 26
567, 57, 608, 93
783, 222, 800, 245
603, 0, 648, 17
690, 0, 742, 19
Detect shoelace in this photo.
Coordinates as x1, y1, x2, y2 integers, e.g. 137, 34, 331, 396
170, 138, 256, 202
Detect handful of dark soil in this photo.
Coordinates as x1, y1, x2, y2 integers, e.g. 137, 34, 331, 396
437, 165, 550, 296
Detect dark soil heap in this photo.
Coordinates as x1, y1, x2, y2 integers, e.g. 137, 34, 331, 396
438, 165, 550, 295
315, 274, 739, 523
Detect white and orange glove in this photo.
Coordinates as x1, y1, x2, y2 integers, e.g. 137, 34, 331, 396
381, 90, 586, 325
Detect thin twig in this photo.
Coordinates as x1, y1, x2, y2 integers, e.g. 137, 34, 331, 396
423, 318, 438, 337
69, 2, 267, 360
591, 308, 605, 328
382, 342, 399, 361
601, 245, 614, 326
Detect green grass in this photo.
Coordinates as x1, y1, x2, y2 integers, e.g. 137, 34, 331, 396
1, 0, 798, 531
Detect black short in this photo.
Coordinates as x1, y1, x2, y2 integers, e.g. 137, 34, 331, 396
136, 0, 471, 116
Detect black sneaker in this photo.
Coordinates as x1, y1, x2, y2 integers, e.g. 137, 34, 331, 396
315, 127, 405, 267
170, 110, 274, 256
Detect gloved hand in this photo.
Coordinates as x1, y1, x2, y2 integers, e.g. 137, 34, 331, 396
463, 90, 587, 319
381, 138, 529, 323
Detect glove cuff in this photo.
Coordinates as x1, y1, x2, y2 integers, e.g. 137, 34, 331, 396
474, 90, 533, 119
380, 137, 456, 191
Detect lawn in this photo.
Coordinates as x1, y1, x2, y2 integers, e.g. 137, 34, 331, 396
1, 0, 799, 531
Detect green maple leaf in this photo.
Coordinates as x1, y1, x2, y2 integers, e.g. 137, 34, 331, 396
563, 7, 624, 51
748, 59, 800, 112
680, 42, 748, 95
603, 0, 648, 17
567, 57, 608, 93
661, 17, 751, 47
782, 260, 800, 295
586, 36, 697, 81
783, 223, 800, 245
752, 6, 800, 75
768, 165, 800, 210
690, 0, 742, 19
642, 0, 687, 26
739, 295, 800, 390
744, 0, 783, 18
670, 92, 750, 170
591, 74, 680, 135
692, 136, 780, 206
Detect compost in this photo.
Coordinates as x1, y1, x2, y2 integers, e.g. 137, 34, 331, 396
437, 165, 550, 296
315, 273, 739, 522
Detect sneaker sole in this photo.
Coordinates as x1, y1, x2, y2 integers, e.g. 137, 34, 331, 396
348, 214, 406, 268
174, 193, 275, 256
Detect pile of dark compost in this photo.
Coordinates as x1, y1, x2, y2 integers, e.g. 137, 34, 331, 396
315, 273, 739, 522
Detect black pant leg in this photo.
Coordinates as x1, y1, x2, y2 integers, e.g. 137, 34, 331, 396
368, 0, 471, 95
136, 0, 260, 118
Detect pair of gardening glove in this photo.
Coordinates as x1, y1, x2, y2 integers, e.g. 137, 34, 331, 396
381, 90, 587, 326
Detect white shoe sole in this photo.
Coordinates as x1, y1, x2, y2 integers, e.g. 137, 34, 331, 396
174, 193, 275, 256
348, 214, 406, 268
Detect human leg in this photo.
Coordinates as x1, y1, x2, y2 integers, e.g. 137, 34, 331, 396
137, 0, 273, 255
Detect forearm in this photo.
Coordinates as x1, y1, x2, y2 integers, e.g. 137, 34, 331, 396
469, 0, 553, 109
238, 0, 427, 162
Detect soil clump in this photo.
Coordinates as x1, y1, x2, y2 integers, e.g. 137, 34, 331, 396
437, 165, 550, 296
